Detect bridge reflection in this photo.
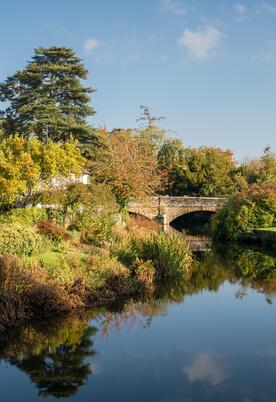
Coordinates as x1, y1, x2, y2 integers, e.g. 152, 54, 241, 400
164, 225, 211, 252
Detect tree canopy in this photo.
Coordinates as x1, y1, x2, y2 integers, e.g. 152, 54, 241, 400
0, 136, 84, 208
87, 127, 161, 205
0, 46, 275, 204
0, 47, 95, 143
240, 147, 276, 186
158, 142, 243, 197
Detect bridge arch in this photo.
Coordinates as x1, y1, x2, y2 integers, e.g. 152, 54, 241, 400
170, 210, 216, 235
165, 206, 219, 225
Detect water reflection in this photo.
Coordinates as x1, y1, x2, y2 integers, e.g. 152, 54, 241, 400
183, 353, 227, 386
0, 314, 98, 398
164, 225, 211, 251
0, 243, 276, 400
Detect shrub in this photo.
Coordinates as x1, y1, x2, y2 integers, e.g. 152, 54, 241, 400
47, 209, 66, 226
115, 232, 192, 280
0, 207, 48, 226
135, 259, 155, 294
86, 250, 133, 299
0, 294, 27, 331
42, 256, 79, 286
37, 220, 70, 243
0, 224, 43, 256
76, 211, 117, 244
212, 184, 276, 240
135, 232, 192, 279
0, 255, 41, 330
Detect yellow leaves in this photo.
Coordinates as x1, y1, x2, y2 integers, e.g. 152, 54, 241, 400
0, 136, 84, 206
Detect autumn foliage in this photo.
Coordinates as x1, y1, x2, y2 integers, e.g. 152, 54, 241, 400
0, 136, 84, 208
87, 128, 160, 204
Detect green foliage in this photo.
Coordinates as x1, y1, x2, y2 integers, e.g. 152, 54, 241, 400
115, 232, 192, 280
240, 146, 276, 186
47, 208, 66, 226
212, 184, 276, 240
61, 183, 118, 216
78, 212, 117, 244
0, 46, 95, 143
57, 183, 119, 244
36, 251, 61, 269
136, 232, 192, 279
87, 251, 133, 298
0, 207, 48, 226
184, 147, 242, 196
0, 224, 43, 256
42, 256, 80, 286
158, 138, 187, 195
259, 146, 276, 184
233, 248, 276, 281
158, 144, 241, 196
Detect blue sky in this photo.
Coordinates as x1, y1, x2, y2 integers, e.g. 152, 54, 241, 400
1, 0, 276, 159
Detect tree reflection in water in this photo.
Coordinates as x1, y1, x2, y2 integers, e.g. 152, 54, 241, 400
0, 243, 275, 398
0, 314, 98, 398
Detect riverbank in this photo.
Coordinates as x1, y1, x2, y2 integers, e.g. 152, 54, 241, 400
0, 214, 192, 333
0, 241, 276, 401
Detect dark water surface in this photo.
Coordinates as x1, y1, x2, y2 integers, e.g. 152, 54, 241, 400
1, 243, 276, 402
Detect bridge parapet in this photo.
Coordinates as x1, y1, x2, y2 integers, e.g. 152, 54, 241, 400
155, 196, 226, 208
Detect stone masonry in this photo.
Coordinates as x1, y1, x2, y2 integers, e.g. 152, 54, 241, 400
128, 196, 227, 226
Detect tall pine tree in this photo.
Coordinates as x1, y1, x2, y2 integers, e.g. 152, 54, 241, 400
0, 47, 95, 143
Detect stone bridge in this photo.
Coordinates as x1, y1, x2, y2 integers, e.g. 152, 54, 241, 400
128, 196, 227, 227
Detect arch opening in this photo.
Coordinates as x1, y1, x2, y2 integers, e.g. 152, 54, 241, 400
170, 211, 216, 235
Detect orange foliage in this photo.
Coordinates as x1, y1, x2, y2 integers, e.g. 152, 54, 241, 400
88, 128, 160, 203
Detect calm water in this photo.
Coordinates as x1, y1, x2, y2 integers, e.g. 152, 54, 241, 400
1, 243, 276, 402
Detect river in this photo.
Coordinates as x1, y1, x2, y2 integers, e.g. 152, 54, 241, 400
0, 237, 276, 401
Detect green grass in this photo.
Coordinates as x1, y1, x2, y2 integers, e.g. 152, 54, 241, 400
22, 251, 62, 268
38, 251, 61, 266
39, 250, 89, 266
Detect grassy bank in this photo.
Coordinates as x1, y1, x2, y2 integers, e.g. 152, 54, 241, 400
257, 227, 276, 232
0, 209, 192, 332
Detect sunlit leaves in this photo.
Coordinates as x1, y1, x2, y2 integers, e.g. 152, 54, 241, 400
0, 136, 84, 208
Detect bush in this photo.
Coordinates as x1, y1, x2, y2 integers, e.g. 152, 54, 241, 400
0, 224, 43, 256
136, 232, 192, 279
42, 256, 79, 286
37, 220, 70, 243
47, 209, 66, 226
115, 232, 192, 280
212, 184, 276, 241
74, 211, 117, 244
0, 207, 48, 226
135, 259, 155, 294
86, 250, 133, 299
